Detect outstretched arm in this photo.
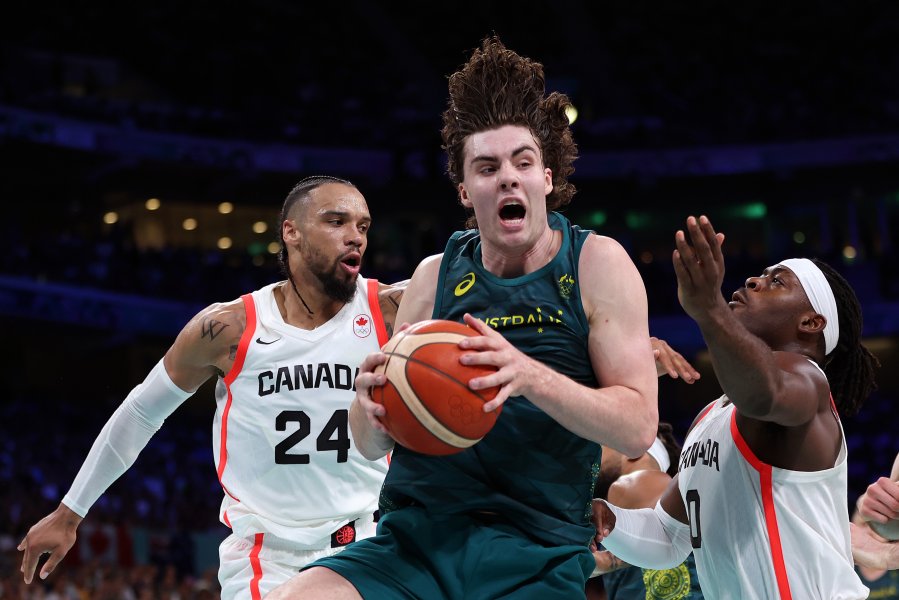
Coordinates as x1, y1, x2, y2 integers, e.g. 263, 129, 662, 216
673, 216, 828, 426
17, 299, 243, 583
592, 474, 692, 570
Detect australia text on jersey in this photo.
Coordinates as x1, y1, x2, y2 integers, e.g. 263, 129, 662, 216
477, 306, 566, 331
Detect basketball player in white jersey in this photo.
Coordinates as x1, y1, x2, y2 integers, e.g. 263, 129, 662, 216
18, 176, 405, 600
592, 215, 880, 599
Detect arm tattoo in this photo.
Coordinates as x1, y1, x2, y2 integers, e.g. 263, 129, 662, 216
385, 288, 404, 310
229, 344, 238, 360
201, 317, 229, 341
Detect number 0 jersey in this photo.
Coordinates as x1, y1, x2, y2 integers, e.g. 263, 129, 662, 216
678, 392, 867, 599
214, 278, 389, 548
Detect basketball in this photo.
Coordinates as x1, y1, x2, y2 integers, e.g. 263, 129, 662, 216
870, 519, 899, 541
372, 319, 502, 455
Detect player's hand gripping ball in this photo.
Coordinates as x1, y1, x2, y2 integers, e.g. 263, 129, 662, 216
373, 319, 501, 455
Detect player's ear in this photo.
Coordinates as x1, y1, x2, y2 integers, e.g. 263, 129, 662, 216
799, 312, 827, 335
458, 184, 473, 208
282, 219, 300, 243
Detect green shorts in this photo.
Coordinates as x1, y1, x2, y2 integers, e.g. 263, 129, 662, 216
308, 506, 594, 600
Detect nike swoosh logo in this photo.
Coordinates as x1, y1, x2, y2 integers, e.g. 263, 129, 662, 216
255, 337, 282, 345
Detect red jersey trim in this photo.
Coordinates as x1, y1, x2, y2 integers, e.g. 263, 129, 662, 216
730, 409, 793, 600
216, 293, 257, 505
249, 532, 264, 600
367, 279, 389, 347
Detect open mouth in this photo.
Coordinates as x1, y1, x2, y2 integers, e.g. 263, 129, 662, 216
499, 202, 526, 221
340, 253, 361, 273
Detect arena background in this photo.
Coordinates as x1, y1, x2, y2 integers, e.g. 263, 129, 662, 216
2, 2, 898, 597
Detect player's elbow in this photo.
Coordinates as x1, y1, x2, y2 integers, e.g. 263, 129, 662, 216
624, 400, 659, 459
356, 432, 394, 462
358, 445, 387, 462
624, 426, 658, 460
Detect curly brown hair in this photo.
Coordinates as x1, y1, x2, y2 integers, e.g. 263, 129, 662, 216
440, 35, 579, 228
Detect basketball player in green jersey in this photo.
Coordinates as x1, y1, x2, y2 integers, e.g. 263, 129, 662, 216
267, 35, 658, 600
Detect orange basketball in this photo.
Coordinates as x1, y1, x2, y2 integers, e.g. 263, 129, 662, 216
372, 319, 502, 455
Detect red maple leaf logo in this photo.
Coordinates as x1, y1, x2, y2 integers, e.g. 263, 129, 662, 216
356, 316, 369, 327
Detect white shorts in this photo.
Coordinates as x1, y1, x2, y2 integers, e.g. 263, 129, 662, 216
217, 514, 378, 600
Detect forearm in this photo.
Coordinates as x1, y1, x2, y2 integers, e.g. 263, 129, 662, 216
694, 303, 783, 417
527, 360, 657, 457
600, 500, 693, 570
64, 360, 191, 516
349, 398, 394, 460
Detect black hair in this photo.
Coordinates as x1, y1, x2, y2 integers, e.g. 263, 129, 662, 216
276, 175, 356, 280
812, 258, 880, 416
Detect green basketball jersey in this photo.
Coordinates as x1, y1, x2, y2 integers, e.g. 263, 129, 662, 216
380, 212, 602, 546
856, 565, 899, 599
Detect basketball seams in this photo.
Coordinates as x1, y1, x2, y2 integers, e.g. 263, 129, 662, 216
374, 319, 501, 455
384, 355, 480, 450
401, 355, 495, 402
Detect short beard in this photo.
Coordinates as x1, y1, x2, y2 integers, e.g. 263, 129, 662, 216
300, 240, 359, 305
322, 273, 357, 304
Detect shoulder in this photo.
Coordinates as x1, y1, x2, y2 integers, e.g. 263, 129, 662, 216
580, 233, 634, 267
417, 252, 445, 272
394, 254, 444, 325
405, 253, 445, 288
773, 351, 831, 399
608, 469, 672, 509
579, 234, 646, 312
167, 296, 248, 382
191, 297, 248, 332
179, 298, 247, 357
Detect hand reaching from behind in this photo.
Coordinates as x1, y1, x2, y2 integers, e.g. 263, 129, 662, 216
856, 476, 899, 525
591, 499, 617, 545
652, 337, 700, 383
850, 522, 899, 570
590, 547, 630, 577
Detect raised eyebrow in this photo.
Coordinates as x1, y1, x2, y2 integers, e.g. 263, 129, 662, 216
469, 144, 539, 166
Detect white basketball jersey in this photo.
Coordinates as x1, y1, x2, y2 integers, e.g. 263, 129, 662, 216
213, 278, 389, 549
677, 392, 868, 599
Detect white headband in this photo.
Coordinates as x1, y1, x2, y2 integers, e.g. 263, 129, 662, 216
646, 437, 671, 474
776, 258, 840, 356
